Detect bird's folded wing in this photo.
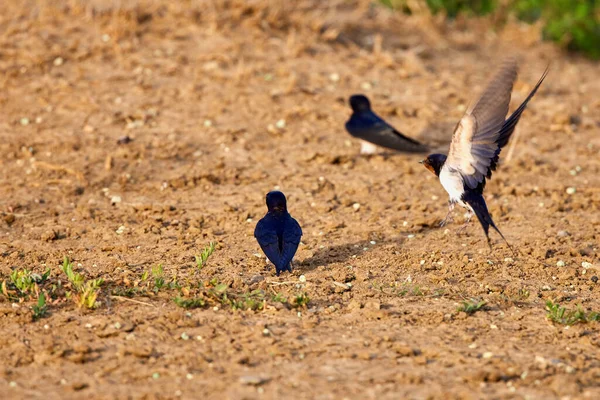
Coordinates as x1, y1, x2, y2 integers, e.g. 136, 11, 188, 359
348, 114, 427, 153
254, 221, 282, 267
280, 218, 302, 269
446, 58, 519, 190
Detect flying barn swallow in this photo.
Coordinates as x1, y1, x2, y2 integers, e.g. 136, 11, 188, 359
345, 94, 428, 154
421, 59, 548, 249
254, 191, 302, 276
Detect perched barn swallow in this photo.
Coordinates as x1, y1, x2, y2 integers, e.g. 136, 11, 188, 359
345, 94, 428, 154
421, 59, 548, 249
254, 191, 302, 276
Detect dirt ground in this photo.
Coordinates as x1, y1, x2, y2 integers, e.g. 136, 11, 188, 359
1, 0, 599, 399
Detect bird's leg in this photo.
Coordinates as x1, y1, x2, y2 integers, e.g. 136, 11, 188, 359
440, 201, 455, 227
456, 210, 473, 235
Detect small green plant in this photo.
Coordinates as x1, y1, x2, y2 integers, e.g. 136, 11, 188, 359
61, 257, 84, 290
174, 296, 206, 309
32, 292, 48, 320
290, 293, 310, 308
6, 268, 50, 297
458, 298, 487, 314
152, 264, 165, 292
76, 278, 104, 309
233, 290, 266, 311
271, 292, 287, 303
546, 300, 600, 325
61, 257, 103, 309
195, 242, 216, 270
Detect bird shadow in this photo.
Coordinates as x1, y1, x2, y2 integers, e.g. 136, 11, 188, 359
297, 240, 384, 272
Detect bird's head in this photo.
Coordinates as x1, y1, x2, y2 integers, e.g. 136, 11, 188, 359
266, 191, 287, 213
349, 94, 371, 113
420, 154, 447, 176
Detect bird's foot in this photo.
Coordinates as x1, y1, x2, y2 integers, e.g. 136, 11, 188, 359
439, 215, 454, 227
456, 215, 473, 235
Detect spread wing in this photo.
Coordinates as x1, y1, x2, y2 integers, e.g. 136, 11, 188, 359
447, 61, 549, 192
345, 111, 428, 153
254, 218, 282, 268
279, 217, 302, 270
446, 58, 519, 190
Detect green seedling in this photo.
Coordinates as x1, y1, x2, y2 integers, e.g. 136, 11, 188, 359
6, 268, 50, 297
61, 256, 103, 309
152, 264, 165, 292
458, 298, 487, 315
291, 293, 310, 308
271, 292, 287, 303
546, 300, 600, 325
173, 296, 206, 309
32, 292, 48, 320
61, 257, 84, 290
77, 278, 104, 309
195, 242, 216, 271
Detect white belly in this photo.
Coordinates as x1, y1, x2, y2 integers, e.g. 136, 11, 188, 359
360, 140, 378, 155
439, 165, 466, 204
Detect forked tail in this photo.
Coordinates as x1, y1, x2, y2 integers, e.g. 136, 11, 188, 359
462, 191, 514, 253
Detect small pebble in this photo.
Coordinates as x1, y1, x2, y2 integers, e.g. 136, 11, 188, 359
557, 230, 570, 237
556, 260, 565, 267
53, 57, 64, 66
181, 332, 189, 340
152, 373, 160, 379
101, 34, 111, 42
20, 117, 30, 126
582, 262, 593, 269
352, 203, 361, 211
275, 119, 286, 129
298, 275, 306, 283
203, 119, 213, 127
566, 187, 576, 195
482, 352, 493, 359
111, 195, 122, 205
186, 373, 193, 380
329, 73, 340, 82
407, 234, 415, 239
9, 381, 17, 388
369, 241, 376, 245
360, 82, 372, 91
591, 276, 598, 283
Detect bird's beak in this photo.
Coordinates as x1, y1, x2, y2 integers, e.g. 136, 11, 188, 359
419, 160, 424, 164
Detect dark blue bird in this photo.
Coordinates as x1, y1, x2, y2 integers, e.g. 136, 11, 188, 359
345, 94, 428, 154
254, 191, 302, 276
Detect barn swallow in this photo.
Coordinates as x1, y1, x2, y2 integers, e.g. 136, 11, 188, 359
345, 94, 428, 154
421, 59, 548, 249
254, 191, 302, 276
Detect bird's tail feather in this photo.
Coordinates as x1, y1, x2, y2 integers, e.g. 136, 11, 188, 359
462, 191, 513, 252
